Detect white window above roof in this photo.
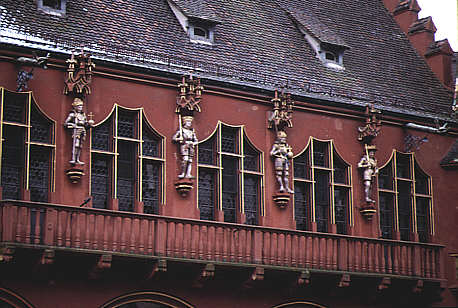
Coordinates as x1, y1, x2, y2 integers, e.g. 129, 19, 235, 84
37, 0, 66, 17
167, 0, 220, 45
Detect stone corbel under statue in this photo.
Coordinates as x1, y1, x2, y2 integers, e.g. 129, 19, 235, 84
64, 97, 94, 183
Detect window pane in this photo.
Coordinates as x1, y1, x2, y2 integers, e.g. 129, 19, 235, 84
313, 141, 328, 167
43, 0, 61, 9
142, 125, 160, 158
378, 161, 393, 190
379, 193, 394, 239
92, 118, 112, 151
416, 197, 430, 243
142, 160, 160, 214
396, 153, 411, 179
293, 150, 309, 180
221, 126, 237, 154
294, 181, 309, 231
243, 139, 259, 172
117, 109, 137, 139
30, 103, 52, 143
222, 156, 237, 223
198, 168, 215, 220
414, 164, 429, 195
1, 125, 24, 200
198, 135, 216, 165
244, 174, 259, 225
3, 91, 26, 123
117, 141, 136, 211
29, 146, 50, 202
315, 170, 329, 232
334, 187, 348, 234
91, 154, 111, 209
398, 181, 412, 241
333, 154, 348, 184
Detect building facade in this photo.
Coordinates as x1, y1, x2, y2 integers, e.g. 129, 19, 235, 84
0, 0, 457, 307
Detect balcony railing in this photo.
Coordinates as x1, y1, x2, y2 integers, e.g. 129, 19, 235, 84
0, 200, 444, 280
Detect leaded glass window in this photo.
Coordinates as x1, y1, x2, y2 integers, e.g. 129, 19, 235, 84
293, 138, 352, 234
1, 125, 24, 200
0, 89, 55, 201
91, 154, 110, 209
198, 123, 263, 224
378, 151, 433, 242
294, 182, 309, 231
91, 106, 164, 213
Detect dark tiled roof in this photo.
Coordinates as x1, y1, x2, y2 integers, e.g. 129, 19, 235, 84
170, 0, 221, 23
0, 0, 454, 120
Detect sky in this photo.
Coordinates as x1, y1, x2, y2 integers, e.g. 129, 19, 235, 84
416, 0, 457, 51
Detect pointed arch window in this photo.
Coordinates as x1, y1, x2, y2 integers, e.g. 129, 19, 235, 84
197, 123, 264, 224
378, 151, 433, 242
0, 88, 55, 202
90, 106, 164, 213
293, 138, 352, 234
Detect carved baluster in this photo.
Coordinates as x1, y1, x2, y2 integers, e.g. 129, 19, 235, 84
245, 229, 252, 263
230, 228, 237, 262
199, 225, 207, 260
147, 219, 154, 254
354, 240, 360, 272
138, 219, 145, 254
393, 244, 400, 274
407, 245, 412, 276
183, 223, 191, 258
34, 209, 41, 244
374, 243, 380, 273
299, 235, 306, 267
215, 226, 222, 261
263, 231, 270, 265
191, 224, 199, 259
361, 241, 367, 272
270, 233, 277, 265
291, 235, 298, 267
332, 238, 338, 270
15, 206, 24, 243
112, 217, 120, 252
305, 236, 312, 268
64, 212, 71, 247
311, 237, 318, 269
83, 213, 91, 249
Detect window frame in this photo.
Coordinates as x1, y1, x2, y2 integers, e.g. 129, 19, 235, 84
0, 88, 56, 201
377, 150, 434, 242
89, 104, 165, 212
37, 0, 66, 17
197, 121, 264, 224
292, 137, 353, 234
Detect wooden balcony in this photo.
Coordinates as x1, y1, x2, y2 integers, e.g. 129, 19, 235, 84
0, 200, 445, 283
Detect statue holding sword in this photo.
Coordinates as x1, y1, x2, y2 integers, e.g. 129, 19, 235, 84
172, 115, 198, 178
357, 144, 378, 203
64, 97, 94, 165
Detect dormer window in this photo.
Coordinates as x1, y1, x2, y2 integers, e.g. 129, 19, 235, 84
37, 0, 66, 16
167, 0, 220, 45
189, 23, 214, 44
281, 6, 349, 70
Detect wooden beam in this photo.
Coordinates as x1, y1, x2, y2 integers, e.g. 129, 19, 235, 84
0, 246, 15, 263
243, 267, 264, 289
338, 274, 351, 288
377, 277, 391, 291
192, 264, 215, 288
145, 259, 167, 281
88, 254, 112, 280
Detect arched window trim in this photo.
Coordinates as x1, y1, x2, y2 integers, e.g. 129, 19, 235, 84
377, 150, 434, 241
0, 88, 56, 200
292, 136, 354, 232
196, 121, 265, 222
272, 300, 327, 308
100, 291, 194, 308
89, 104, 165, 211
0, 287, 35, 308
